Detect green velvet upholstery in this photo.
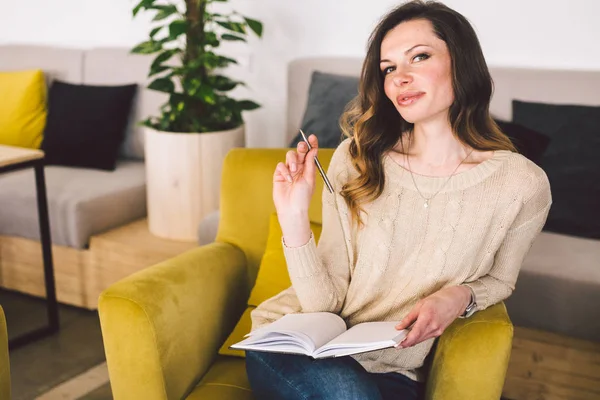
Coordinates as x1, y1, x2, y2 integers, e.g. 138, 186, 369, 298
0, 305, 11, 400
99, 148, 513, 400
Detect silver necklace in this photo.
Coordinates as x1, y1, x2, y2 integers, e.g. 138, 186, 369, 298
403, 136, 474, 208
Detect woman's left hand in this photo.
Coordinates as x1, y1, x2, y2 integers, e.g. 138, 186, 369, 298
394, 285, 472, 348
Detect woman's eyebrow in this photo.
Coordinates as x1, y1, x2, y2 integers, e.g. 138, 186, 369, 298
404, 44, 430, 54
380, 44, 431, 63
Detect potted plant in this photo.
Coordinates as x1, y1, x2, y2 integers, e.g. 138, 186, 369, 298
131, 0, 262, 241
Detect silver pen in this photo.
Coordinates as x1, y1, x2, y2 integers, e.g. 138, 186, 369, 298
299, 129, 334, 194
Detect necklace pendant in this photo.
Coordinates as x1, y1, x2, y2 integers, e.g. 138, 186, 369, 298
424, 200, 429, 208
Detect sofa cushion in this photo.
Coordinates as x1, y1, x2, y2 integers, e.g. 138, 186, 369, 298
493, 119, 550, 165
288, 71, 358, 149
0, 160, 146, 249
0, 69, 47, 149
505, 231, 600, 342
197, 209, 220, 245
41, 81, 137, 171
187, 356, 252, 400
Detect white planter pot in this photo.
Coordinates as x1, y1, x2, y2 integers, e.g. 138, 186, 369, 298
144, 125, 245, 241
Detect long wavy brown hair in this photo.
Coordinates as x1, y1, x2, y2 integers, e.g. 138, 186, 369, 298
339, 0, 516, 228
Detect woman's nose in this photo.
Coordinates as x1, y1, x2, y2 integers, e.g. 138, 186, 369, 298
392, 70, 412, 86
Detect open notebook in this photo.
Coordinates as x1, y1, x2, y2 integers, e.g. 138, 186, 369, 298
231, 312, 408, 359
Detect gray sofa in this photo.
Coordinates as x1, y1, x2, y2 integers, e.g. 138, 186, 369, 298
0, 45, 172, 308
200, 57, 600, 343
0, 45, 164, 249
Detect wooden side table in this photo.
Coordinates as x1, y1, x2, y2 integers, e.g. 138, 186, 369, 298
0, 145, 59, 349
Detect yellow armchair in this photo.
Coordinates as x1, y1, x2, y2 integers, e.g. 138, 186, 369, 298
99, 148, 513, 400
0, 306, 11, 400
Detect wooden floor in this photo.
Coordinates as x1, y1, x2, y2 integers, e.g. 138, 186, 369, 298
504, 327, 600, 400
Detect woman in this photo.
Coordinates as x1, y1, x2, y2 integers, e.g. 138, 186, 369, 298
246, 1, 552, 399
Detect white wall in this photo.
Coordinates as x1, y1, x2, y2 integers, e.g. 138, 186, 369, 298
2, 0, 599, 147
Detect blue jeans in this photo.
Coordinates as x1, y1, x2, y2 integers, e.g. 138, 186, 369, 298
246, 350, 425, 400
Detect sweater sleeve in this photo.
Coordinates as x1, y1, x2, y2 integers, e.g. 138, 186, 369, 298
281, 140, 354, 314
464, 165, 552, 311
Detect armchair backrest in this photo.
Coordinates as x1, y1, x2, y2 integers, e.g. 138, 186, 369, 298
216, 148, 335, 287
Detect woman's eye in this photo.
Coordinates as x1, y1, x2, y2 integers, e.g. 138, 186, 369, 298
382, 66, 395, 75
413, 53, 430, 62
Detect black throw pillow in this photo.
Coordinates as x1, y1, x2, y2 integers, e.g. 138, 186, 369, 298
513, 99, 600, 239
289, 71, 359, 149
493, 119, 551, 165
41, 80, 138, 171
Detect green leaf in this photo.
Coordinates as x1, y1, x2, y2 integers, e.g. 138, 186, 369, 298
148, 65, 169, 77
150, 4, 177, 10
149, 26, 163, 39
221, 34, 245, 42
212, 75, 239, 91
237, 100, 260, 111
153, 5, 178, 21
148, 77, 175, 93
151, 49, 177, 69
182, 78, 202, 96
168, 20, 188, 40
200, 51, 221, 69
133, 0, 155, 17
243, 17, 263, 37
216, 55, 238, 66
204, 32, 219, 47
131, 40, 163, 54
216, 21, 246, 34
198, 85, 217, 105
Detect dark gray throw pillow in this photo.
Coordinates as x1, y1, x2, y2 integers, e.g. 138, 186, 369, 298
42, 80, 138, 171
493, 118, 550, 165
513, 99, 600, 239
289, 71, 359, 149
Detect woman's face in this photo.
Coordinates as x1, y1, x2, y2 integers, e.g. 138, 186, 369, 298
380, 19, 454, 125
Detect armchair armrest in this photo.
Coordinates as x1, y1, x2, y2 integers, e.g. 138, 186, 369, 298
0, 306, 10, 400
426, 302, 513, 400
98, 242, 247, 400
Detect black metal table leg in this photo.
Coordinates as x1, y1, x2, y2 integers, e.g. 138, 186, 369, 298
7, 160, 60, 349
34, 161, 59, 332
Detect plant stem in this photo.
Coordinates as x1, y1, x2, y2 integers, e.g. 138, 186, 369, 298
185, 0, 206, 81
183, 0, 207, 129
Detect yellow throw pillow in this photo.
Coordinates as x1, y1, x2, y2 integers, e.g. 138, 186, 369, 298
218, 212, 323, 357
248, 212, 323, 307
218, 307, 255, 358
0, 70, 47, 149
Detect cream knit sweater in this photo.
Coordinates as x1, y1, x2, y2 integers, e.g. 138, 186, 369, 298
251, 138, 552, 381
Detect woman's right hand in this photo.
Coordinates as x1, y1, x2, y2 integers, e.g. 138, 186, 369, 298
273, 134, 319, 216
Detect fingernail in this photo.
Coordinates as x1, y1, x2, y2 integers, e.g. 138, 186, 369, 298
287, 175, 293, 183
291, 163, 297, 172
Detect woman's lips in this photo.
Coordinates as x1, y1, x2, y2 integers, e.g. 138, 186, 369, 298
396, 92, 425, 106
